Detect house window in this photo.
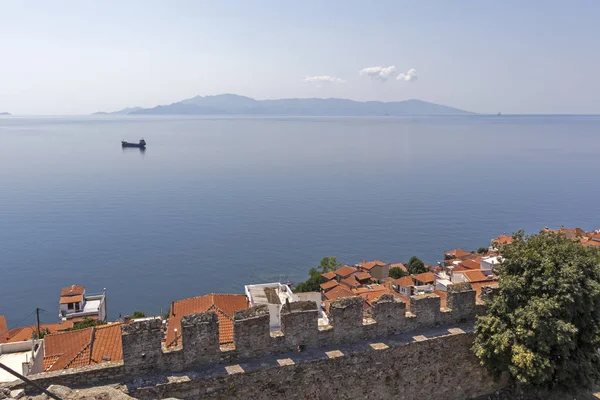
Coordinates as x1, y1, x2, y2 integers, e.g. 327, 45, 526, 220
75, 303, 80, 311
68, 303, 74, 310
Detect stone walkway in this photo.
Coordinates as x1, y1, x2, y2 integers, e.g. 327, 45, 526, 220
128, 322, 475, 389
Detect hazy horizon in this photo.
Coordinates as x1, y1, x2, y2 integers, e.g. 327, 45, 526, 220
1, 1, 599, 115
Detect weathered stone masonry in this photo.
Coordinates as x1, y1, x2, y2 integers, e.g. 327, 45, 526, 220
3, 288, 504, 399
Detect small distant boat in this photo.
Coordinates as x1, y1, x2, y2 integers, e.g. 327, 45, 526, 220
497, 112, 502, 116
121, 139, 146, 148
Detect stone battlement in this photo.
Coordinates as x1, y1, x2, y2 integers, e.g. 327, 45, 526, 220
118, 287, 483, 374
3, 287, 491, 397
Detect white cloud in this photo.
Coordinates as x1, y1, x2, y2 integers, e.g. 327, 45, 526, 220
303, 75, 346, 84
397, 68, 418, 82
358, 66, 397, 81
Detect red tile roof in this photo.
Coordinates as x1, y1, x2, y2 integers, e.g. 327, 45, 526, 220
360, 260, 387, 270
492, 235, 513, 245
0, 316, 7, 343
341, 275, 360, 288
459, 259, 481, 270
393, 276, 414, 287
60, 285, 85, 297
321, 272, 336, 280
444, 249, 470, 259
412, 272, 435, 284
461, 270, 491, 283
43, 323, 123, 372
582, 238, 600, 247
60, 295, 83, 304
59, 285, 85, 304
324, 285, 355, 301
334, 265, 357, 278
390, 262, 407, 272
559, 227, 586, 238
354, 271, 372, 281
1, 322, 73, 343
91, 324, 123, 365
320, 280, 339, 291
166, 294, 249, 347
358, 288, 408, 307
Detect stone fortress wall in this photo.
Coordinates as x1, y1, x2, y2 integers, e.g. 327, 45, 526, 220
4, 287, 504, 399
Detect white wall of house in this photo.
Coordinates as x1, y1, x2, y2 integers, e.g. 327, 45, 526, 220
451, 272, 467, 283
481, 256, 502, 271
0, 340, 44, 382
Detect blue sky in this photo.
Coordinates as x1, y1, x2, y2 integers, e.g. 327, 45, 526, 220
1, 0, 599, 114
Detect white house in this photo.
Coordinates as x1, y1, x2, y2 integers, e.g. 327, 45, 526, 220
59, 285, 107, 322
481, 256, 502, 271
245, 282, 328, 331
0, 340, 44, 383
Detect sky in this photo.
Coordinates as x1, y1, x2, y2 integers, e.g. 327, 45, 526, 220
0, 0, 599, 115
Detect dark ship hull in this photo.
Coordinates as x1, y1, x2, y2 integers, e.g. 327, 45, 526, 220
121, 140, 146, 148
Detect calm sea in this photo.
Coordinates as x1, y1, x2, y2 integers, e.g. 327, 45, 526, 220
1, 115, 599, 326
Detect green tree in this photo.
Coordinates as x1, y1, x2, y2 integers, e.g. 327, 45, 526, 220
293, 267, 326, 293
476, 247, 488, 254
66, 317, 106, 331
473, 231, 600, 391
31, 328, 50, 340
131, 311, 146, 319
317, 256, 342, 274
406, 256, 427, 275
389, 267, 408, 279
294, 256, 341, 293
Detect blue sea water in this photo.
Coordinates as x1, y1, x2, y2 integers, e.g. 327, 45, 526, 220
1, 115, 599, 327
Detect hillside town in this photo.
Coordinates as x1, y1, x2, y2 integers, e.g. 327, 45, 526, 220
0, 226, 598, 386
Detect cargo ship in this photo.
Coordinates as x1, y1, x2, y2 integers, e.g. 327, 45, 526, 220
121, 139, 146, 148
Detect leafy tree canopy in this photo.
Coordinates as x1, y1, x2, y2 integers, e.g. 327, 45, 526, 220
407, 256, 427, 275
317, 256, 342, 274
66, 317, 106, 331
294, 257, 341, 293
389, 267, 408, 279
31, 328, 50, 340
477, 247, 488, 254
131, 311, 146, 319
473, 231, 600, 390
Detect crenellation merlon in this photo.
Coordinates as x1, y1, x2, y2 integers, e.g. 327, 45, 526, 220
1, 285, 489, 393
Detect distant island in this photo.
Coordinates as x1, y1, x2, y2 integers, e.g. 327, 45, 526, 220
93, 94, 473, 116
0, 112, 11, 116
93, 107, 143, 115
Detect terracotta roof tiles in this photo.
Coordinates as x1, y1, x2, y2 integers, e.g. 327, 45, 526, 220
0, 316, 7, 343
444, 249, 470, 259
91, 324, 123, 364
389, 263, 407, 272
360, 260, 387, 270
492, 235, 513, 245
324, 285, 355, 302
459, 259, 481, 270
42, 323, 123, 372
460, 270, 493, 283
341, 275, 360, 288
321, 272, 336, 280
354, 271, 372, 281
334, 265, 357, 278
60, 285, 85, 297
394, 276, 414, 287
320, 280, 339, 291
166, 293, 249, 347
412, 272, 435, 284
2, 322, 72, 343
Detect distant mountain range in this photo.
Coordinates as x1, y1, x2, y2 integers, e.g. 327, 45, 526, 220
0, 112, 11, 116
94, 94, 473, 116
